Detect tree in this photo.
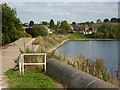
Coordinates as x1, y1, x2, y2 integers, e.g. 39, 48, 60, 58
96, 19, 102, 23
25, 26, 48, 37
0, 5, 1, 27
103, 19, 109, 23
110, 18, 117, 23
56, 21, 60, 28
117, 18, 120, 23
42, 21, 48, 25
72, 22, 76, 25
50, 19, 55, 29
85, 21, 91, 24
96, 22, 120, 39
2, 3, 30, 45
2, 3, 30, 44
33, 26, 48, 37
29, 21, 34, 26
90, 21, 94, 24
59, 20, 72, 34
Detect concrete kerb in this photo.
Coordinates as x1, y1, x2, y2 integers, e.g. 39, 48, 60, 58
47, 58, 119, 88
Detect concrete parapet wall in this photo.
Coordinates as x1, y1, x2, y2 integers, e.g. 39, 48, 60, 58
47, 58, 119, 89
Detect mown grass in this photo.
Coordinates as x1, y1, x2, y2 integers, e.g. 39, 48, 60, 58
69, 33, 115, 41
69, 33, 87, 40
7, 69, 58, 88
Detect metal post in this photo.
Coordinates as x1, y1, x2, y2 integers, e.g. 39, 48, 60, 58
22, 55, 24, 75
19, 54, 22, 74
44, 53, 46, 73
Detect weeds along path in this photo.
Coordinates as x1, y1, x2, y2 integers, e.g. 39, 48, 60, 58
0, 37, 35, 88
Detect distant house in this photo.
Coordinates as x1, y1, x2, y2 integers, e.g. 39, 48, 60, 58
91, 25, 97, 33
72, 24, 89, 34
44, 26, 53, 34
89, 24, 97, 33
23, 23, 29, 26
72, 23, 98, 34
80, 25, 89, 34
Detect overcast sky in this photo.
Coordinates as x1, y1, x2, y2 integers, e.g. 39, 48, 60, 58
5, 0, 119, 24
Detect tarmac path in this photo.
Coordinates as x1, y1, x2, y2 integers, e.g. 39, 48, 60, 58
0, 37, 36, 89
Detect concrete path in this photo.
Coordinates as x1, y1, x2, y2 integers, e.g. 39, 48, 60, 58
0, 37, 36, 89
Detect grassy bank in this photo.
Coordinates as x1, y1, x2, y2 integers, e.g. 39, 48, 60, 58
69, 33, 116, 41
7, 69, 58, 88
32, 35, 69, 52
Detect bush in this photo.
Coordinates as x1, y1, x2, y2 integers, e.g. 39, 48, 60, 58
33, 25, 48, 37
25, 26, 48, 37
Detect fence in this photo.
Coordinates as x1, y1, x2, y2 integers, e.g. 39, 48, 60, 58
19, 53, 46, 74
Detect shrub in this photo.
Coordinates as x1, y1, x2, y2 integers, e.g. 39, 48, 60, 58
25, 26, 48, 37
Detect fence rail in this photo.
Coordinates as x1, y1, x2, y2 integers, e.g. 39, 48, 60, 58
19, 53, 46, 74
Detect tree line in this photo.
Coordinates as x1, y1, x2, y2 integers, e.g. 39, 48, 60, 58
49, 19, 73, 34
2, 3, 120, 45
95, 23, 120, 39
25, 19, 73, 37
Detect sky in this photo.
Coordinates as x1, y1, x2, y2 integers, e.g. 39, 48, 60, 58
4, 0, 119, 24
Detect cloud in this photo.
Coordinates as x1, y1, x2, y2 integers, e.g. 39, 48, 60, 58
7, 2, 118, 23
1, 0, 120, 2
8, 2, 24, 8
23, 8, 54, 13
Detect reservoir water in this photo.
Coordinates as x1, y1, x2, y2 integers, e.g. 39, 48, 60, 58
56, 40, 119, 72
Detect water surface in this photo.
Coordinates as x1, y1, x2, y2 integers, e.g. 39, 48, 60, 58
56, 40, 119, 72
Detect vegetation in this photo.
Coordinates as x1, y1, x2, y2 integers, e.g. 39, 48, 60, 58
68, 23, 120, 40
14, 34, 119, 87
2, 3, 30, 45
95, 23, 120, 39
3, 3, 120, 88
0, 4, 1, 45
49, 19, 55, 30
49, 20, 73, 34
42, 21, 49, 26
103, 19, 109, 23
32, 35, 68, 52
25, 25, 48, 37
0, 31, 1, 45
29, 20, 34, 26
69, 33, 87, 40
59, 20, 73, 34
7, 69, 58, 88
68, 33, 115, 41
14, 35, 68, 72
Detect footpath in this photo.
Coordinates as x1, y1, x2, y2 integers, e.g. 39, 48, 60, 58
0, 37, 36, 89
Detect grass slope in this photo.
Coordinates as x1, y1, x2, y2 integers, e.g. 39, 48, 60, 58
7, 69, 58, 88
